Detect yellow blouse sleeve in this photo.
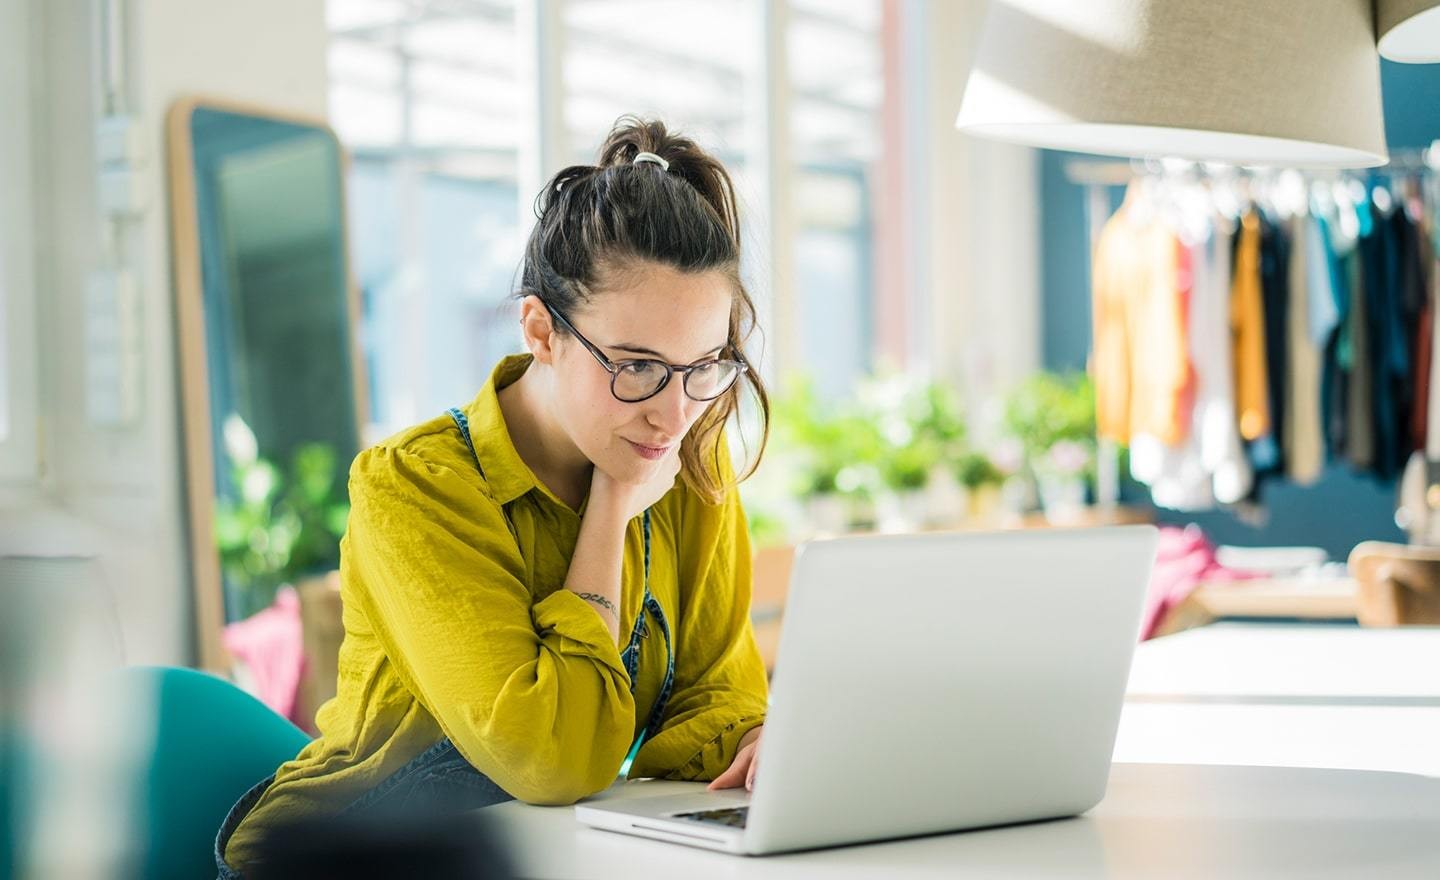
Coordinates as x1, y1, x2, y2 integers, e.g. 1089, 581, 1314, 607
345, 444, 636, 805
629, 442, 769, 781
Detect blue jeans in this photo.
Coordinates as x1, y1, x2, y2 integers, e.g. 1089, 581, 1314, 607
215, 737, 514, 879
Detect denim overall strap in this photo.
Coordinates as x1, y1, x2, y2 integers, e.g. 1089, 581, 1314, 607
446, 407, 674, 745
618, 510, 653, 682
618, 511, 677, 742
447, 407, 481, 473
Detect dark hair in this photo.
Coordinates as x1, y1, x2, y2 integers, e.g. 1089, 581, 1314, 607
515, 115, 769, 504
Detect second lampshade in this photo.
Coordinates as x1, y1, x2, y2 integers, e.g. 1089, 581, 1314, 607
1377, 0, 1440, 62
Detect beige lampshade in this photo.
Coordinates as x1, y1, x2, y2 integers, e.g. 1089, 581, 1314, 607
956, 0, 1389, 168
1377, 0, 1440, 62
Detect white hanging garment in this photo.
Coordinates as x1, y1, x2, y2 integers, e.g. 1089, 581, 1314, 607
1192, 204, 1253, 504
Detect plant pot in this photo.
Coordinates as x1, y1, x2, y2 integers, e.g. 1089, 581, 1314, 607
877, 489, 930, 533
999, 475, 1033, 522
845, 495, 878, 532
922, 468, 967, 528
965, 483, 1002, 522
805, 494, 850, 536
1038, 475, 1087, 525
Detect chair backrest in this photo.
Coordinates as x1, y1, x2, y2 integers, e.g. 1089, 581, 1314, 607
1349, 541, 1440, 626
120, 666, 310, 879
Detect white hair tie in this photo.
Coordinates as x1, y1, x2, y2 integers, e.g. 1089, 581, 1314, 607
632, 151, 670, 172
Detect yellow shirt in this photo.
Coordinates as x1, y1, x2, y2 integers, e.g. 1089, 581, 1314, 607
1231, 209, 1271, 442
226, 353, 768, 868
1092, 206, 1192, 446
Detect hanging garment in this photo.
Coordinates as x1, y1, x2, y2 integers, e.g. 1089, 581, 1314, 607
1420, 190, 1439, 454
1416, 294, 1435, 452
1346, 198, 1376, 470
1132, 232, 1213, 510
1286, 212, 1326, 485
1416, 249, 1437, 453
1320, 202, 1356, 462
1193, 211, 1252, 505
1427, 201, 1440, 458
1410, 206, 1434, 452
1231, 208, 1271, 443
1247, 208, 1290, 485
1361, 196, 1400, 479
1092, 193, 1192, 447
1377, 201, 1420, 478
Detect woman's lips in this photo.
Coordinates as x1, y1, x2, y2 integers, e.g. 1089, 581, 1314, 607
627, 440, 671, 460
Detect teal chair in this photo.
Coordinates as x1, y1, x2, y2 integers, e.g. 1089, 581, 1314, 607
120, 666, 310, 879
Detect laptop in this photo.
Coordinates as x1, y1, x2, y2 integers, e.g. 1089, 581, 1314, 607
575, 525, 1159, 856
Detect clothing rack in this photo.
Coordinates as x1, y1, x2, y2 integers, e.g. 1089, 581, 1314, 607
1066, 142, 1440, 507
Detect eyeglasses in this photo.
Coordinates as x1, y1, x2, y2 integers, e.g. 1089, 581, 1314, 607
544, 301, 748, 403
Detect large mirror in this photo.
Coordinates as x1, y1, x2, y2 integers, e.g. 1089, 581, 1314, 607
167, 98, 366, 671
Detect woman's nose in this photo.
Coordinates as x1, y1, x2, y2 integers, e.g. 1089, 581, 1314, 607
647, 374, 692, 436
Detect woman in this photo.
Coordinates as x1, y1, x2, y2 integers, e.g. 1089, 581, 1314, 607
217, 116, 772, 876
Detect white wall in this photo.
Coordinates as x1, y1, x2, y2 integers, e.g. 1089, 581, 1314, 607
0, 0, 41, 494
14, 0, 329, 665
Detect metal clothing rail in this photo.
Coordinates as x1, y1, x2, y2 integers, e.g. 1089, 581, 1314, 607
1062, 141, 1440, 187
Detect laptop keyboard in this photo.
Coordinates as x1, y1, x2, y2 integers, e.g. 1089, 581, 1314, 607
672, 806, 750, 829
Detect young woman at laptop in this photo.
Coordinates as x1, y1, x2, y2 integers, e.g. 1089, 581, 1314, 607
216, 116, 771, 877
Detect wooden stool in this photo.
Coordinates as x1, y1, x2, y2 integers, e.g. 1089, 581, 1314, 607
1348, 542, 1440, 626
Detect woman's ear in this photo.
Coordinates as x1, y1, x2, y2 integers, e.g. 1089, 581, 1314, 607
518, 295, 559, 365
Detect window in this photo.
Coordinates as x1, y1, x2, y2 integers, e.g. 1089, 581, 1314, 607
788, 0, 882, 401
328, 0, 888, 438
328, 0, 525, 439
561, 0, 756, 166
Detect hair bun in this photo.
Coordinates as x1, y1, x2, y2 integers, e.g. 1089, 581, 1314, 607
595, 115, 739, 246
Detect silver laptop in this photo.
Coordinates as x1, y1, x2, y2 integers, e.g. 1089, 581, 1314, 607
575, 525, 1159, 855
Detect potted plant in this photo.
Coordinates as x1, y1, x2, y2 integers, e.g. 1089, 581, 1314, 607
954, 449, 1005, 521
1034, 439, 1093, 524
770, 379, 881, 536
860, 375, 967, 531
1002, 372, 1097, 521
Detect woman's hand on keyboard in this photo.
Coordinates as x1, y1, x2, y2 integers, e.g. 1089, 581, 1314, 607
707, 725, 764, 793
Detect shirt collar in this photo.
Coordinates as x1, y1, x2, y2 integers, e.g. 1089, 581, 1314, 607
463, 353, 543, 507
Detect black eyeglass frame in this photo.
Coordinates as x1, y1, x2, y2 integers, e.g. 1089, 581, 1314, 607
542, 300, 748, 403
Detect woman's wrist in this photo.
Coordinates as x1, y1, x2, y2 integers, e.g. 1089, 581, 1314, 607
581, 476, 634, 529
566, 488, 629, 642
576, 591, 619, 623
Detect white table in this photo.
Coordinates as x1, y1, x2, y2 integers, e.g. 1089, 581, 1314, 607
1117, 623, 1440, 778
483, 624, 1440, 879
1126, 623, 1440, 701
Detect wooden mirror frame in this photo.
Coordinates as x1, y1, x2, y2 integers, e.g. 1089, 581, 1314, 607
166, 95, 369, 671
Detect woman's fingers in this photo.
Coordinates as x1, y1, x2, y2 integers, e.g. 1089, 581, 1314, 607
706, 744, 754, 791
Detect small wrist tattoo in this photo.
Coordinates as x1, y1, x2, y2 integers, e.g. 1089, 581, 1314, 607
577, 592, 619, 621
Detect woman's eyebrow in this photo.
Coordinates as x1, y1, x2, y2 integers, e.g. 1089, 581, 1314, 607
610, 341, 727, 361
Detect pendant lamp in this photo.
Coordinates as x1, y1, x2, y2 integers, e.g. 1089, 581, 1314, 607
955, 0, 1389, 167
1377, 0, 1440, 62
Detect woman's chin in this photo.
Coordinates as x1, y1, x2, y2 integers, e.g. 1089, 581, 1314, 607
592, 451, 648, 484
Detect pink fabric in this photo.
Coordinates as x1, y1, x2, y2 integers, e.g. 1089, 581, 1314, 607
1140, 525, 1258, 640
223, 586, 307, 724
